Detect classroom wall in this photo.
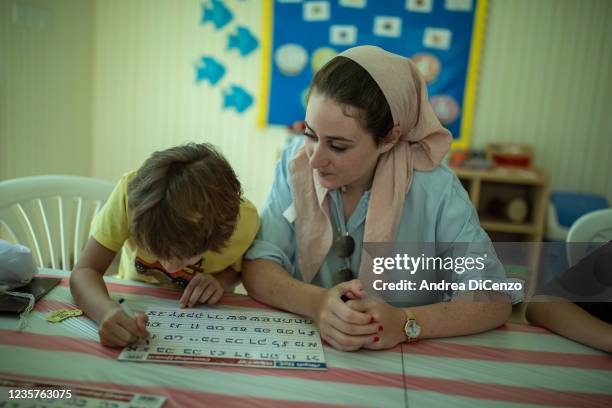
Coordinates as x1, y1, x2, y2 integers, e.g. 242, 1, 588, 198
0, 0, 93, 179
2, 0, 611, 209
472, 0, 612, 201
89, 0, 612, 207
90, 0, 286, 208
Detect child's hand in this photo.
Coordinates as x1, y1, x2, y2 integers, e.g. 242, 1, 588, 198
98, 304, 149, 347
180, 273, 224, 307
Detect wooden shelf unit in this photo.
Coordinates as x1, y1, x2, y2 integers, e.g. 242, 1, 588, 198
452, 166, 550, 324
453, 166, 549, 242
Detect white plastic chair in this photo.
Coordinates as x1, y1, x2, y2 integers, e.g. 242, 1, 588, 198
566, 208, 612, 267
0, 175, 114, 271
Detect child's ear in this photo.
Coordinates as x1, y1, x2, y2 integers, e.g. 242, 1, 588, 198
379, 124, 402, 154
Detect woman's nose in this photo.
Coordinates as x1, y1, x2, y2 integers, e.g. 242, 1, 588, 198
308, 143, 329, 169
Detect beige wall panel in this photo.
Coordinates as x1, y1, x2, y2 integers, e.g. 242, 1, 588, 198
473, 0, 611, 201
0, 0, 93, 180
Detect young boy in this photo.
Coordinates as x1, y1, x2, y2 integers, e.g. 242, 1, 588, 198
70, 143, 259, 347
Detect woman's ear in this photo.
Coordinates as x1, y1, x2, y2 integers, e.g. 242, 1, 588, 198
379, 124, 401, 154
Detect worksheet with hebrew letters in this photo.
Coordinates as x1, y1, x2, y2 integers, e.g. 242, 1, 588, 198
118, 307, 327, 370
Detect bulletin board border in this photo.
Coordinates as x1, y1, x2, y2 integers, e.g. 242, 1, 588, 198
455, 0, 488, 150
257, 0, 273, 128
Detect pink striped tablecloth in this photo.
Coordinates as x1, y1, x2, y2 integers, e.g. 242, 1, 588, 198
0, 269, 610, 408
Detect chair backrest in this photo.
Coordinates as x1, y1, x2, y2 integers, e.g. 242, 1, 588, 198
566, 208, 612, 267
0, 175, 114, 271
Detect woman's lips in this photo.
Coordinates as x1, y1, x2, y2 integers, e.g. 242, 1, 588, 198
318, 171, 334, 178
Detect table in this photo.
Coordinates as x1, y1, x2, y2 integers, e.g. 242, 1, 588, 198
1, 269, 611, 407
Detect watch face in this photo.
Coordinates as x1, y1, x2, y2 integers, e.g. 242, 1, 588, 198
406, 320, 421, 338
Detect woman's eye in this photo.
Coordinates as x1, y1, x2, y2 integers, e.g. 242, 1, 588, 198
330, 144, 348, 152
303, 132, 317, 141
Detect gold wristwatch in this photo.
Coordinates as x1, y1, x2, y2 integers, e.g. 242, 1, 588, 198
403, 309, 421, 342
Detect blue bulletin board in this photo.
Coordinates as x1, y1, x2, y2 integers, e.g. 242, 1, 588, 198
259, 0, 488, 149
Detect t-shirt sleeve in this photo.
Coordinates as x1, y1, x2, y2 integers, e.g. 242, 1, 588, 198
245, 140, 299, 274
534, 242, 612, 324
90, 173, 132, 252
205, 198, 260, 273
535, 242, 612, 301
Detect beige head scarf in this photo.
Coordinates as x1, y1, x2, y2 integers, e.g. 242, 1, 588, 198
289, 45, 452, 284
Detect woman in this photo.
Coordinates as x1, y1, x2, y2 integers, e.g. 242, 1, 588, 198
243, 46, 518, 351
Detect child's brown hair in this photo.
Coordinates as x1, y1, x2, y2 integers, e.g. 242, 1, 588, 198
127, 143, 242, 260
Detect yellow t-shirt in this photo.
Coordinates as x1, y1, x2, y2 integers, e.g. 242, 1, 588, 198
91, 171, 259, 287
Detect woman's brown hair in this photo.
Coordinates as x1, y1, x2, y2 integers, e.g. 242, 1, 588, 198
128, 143, 242, 260
308, 56, 394, 145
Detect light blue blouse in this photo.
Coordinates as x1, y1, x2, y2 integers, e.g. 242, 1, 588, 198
246, 139, 522, 306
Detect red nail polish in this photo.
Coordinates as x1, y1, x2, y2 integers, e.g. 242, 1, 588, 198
374, 336, 379, 342
369, 317, 375, 324
378, 325, 384, 332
